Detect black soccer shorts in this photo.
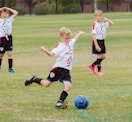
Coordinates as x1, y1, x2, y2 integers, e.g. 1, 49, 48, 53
92, 39, 106, 55
0, 35, 13, 54
47, 67, 71, 83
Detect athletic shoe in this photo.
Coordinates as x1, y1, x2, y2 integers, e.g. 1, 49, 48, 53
98, 71, 104, 76
9, 68, 15, 73
25, 75, 37, 86
88, 64, 96, 74
55, 100, 67, 109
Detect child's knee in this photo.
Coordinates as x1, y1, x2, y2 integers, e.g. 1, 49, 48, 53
0, 54, 3, 58
102, 55, 106, 59
7, 53, 12, 58
41, 80, 51, 88
64, 82, 72, 91
68, 83, 72, 89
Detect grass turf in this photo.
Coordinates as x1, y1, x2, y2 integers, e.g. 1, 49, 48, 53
0, 12, 132, 122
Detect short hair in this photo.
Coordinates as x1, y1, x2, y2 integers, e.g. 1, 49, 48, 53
0, 8, 10, 14
60, 27, 72, 36
94, 10, 103, 16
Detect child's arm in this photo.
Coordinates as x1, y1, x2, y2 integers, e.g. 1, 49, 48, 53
73, 31, 85, 42
40, 47, 54, 57
3, 7, 18, 18
102, 17, 113, 26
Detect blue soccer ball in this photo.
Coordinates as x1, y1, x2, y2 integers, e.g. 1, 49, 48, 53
74, 95, 89, 109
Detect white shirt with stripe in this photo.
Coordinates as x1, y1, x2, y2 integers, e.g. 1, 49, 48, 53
92, 21, 109, 40
51, 39, 75, 71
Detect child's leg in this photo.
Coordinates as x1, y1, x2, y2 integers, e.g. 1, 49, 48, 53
89, 58, 98, 74
7, 51, 15, 72
7, 51, 13, 69
97, 55, 106, 76
40, 80, 52, 87
96, 58, 103, 72
91, 60, 97, 67
55, 82, 71, 108
25, 75, 52, 87
0, 54, 4, 69
58, 82, 71, 102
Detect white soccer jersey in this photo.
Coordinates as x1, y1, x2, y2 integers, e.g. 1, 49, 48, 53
0, 16, 14, 37
51, 39, 75, 70
92, 21, 109, 40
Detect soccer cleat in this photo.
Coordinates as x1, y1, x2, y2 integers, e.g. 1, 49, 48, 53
25, 75, 37, 86
88, 64, 96, 74
9, 68, 15, 73
55, 100, 67, 109
98, 71, 104, 76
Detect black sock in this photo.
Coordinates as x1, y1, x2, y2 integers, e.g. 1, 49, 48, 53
0, 59, 2, 68
92, 61, 97, 67
8, 59, 13, 69
59, 91, 68, 102
97, 65, 101, 72
33, 77, 42, 84
96, 59, 103, 72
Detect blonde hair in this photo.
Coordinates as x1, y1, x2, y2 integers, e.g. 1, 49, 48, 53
95, 10, 103, 16
59, 27, 72, 36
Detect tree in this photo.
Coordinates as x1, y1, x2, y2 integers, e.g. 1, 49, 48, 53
98, 0, 122, 11
59, 0, 81, 13
0, 0, 16, 7
130, 0, 132, 11
31, 0, 52, 6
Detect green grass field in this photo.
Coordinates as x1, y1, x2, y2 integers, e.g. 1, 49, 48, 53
0, 12, 132, 122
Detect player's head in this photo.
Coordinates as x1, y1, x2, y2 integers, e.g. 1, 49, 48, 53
94, 10, 103, 22
59, 27, 72, 43
0, 8, 10, 19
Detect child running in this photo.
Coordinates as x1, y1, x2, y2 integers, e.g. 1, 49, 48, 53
89, 10, 113, 76
0, 7, 18, 72
25, 27, 85, 109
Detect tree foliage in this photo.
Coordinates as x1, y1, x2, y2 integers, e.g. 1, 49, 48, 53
30, 0, 52, 6
98, 0, 122, 11
0, 0, 16, 7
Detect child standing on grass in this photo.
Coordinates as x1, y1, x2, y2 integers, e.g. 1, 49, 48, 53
24, 27, 85, 109
0, 7, 18, 73
89, 10, 113, 76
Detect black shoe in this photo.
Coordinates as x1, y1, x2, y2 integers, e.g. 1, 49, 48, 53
55, 100, 67, 109
25, 75, 37, 86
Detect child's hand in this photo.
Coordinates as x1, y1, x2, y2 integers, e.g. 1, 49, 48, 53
102, 17, 108, 22
40, 46, 46, 52
0, 8, 3, 11
40, 46, 54, 56
73, 31, 85, 41
95, 45, 101, 52
78, 31, 85, 35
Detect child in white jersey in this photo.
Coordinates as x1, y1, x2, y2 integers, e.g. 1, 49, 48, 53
25, 27, 85, 109
89, 10, 113, 76
0, 7, 18, 73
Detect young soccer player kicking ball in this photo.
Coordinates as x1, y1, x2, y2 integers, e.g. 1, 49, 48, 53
89, 10, 113, 76
25, 27, 85, 109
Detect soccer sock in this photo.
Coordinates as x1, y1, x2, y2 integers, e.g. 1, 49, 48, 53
97, 65, 101, 72
0, 59, 2, 68
33, 77, 42, 84
8, 59, 13, 69
96, 59, 103, 72
92, 60, 97, 67
59, 91, 68, 102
